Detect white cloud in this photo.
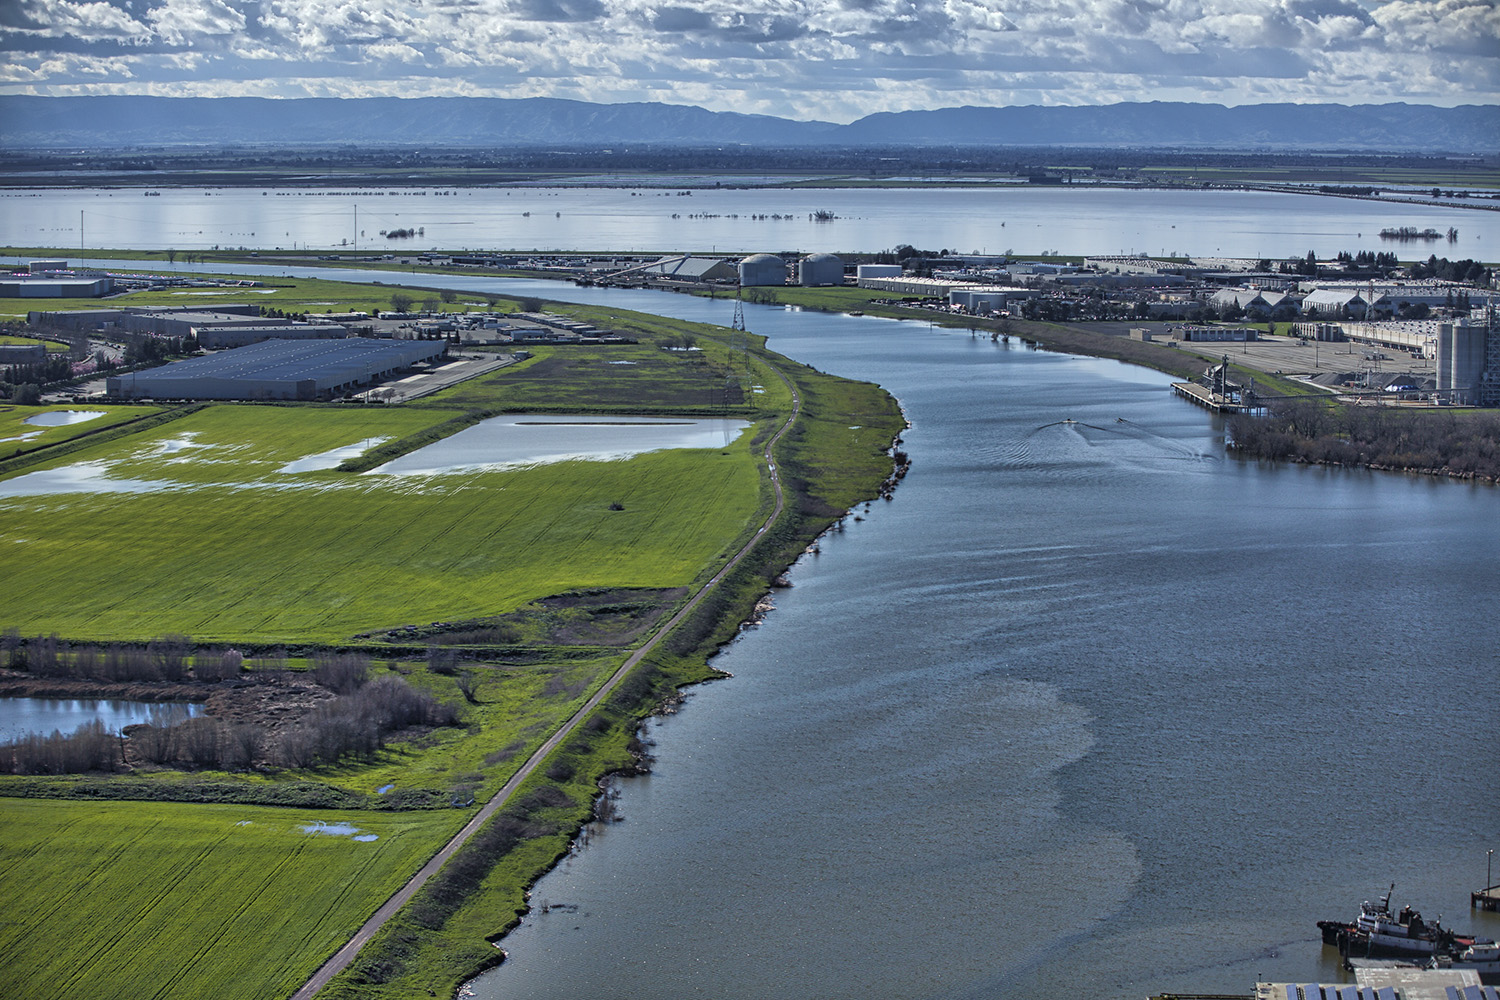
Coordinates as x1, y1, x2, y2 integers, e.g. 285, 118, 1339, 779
16, 0, 152, 41
3, 0, 1495, 116
145, 0, 246, 46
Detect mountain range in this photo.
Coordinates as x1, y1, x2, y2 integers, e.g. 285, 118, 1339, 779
3, 96, 1494, 151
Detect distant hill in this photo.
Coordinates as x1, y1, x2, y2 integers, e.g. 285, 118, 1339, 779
2, 96, 1494, 151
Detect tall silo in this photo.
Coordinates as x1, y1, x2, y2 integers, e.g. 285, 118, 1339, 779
739, 253, 786, 287
799, 253, 844, 287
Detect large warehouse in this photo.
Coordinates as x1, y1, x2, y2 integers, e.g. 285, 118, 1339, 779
106, 338, 448, 401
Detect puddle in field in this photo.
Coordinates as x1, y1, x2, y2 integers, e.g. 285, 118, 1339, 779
23, 410, 107, 427
300, 821, 378, 841
371, 414, 750, 476
280, 437, 392, 474
0, 460, 170, 498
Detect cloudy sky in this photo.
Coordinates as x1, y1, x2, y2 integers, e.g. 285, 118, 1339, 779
1, 0, 1495, 121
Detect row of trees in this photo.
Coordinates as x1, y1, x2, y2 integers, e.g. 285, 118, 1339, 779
1, 630, 247, 683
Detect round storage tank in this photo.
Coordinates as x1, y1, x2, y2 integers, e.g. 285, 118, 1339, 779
799, 253, 844, 287
739, 253, 786, 287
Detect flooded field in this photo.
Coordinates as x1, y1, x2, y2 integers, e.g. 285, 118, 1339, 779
371, 415, 750, 476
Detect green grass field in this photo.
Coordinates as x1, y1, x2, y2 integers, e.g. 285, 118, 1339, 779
0, 403, 161, 461
1, 403, 766, 643
0, 798, 462, 1000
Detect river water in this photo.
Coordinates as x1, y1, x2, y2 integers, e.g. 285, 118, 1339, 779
4, 185, 1496, 259
429, 286, 1498, 1000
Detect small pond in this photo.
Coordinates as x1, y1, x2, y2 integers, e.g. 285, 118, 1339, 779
0, 697, 201, 742
371, 414, 751, 476
280, 437, 393, 474
23, 411, 107, 427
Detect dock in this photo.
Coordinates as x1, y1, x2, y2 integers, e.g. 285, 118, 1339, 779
1172, 381, 1253, 413
1472, 885, 1500, 911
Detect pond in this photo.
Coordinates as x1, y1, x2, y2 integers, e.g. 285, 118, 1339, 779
23, 411, 107, 427
0, 697, 201, 742
371, 414, 751, 476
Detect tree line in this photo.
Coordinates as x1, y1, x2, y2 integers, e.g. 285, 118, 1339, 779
1227, 400, 1500, 480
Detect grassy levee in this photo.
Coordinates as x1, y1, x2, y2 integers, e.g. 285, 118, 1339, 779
0, 798, 466, 1000
1, 287, 904, 1000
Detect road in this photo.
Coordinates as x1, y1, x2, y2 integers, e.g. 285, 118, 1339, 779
289, 358, 802, 1000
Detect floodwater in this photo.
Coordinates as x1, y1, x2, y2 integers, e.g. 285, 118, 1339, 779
0, 698, 199, 742
0, 460, 167, 498
459, 287, 1500, 1000
371, 415, 750, 476
22, 411, 106, 427
279, 436, 392, 473
6, 185, 1497, 258
0, 417, 746, 497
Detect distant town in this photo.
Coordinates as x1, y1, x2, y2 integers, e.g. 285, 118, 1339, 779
4, 245, 1495, 410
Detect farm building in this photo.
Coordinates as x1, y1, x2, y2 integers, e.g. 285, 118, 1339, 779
739, 254, 787, 287
106, 338, 448, 401
798, 253, 844, 287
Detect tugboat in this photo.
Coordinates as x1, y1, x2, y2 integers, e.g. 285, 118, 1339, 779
1318, 885, 1451, 958
1320, 884, 1500, 979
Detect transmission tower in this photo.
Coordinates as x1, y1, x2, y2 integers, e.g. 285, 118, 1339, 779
729, 293, 753, 408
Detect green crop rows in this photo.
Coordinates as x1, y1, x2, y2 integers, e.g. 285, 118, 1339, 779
0, 798, 463, 1000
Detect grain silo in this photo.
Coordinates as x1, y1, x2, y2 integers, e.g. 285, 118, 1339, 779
739, 253, 787, 287
799, 253, 844, 287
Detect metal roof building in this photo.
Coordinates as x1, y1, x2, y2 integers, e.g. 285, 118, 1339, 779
107, 338, 448, 401
739, 253, 787, 287
799, 253, 844, 287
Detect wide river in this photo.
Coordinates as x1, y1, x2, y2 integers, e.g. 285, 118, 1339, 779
376, 279, 1497, 1000
3, 185, 1496, 259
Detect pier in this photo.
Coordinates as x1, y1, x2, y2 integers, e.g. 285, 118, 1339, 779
1472, 885, 1500, 912
1172, 381, 1254, 413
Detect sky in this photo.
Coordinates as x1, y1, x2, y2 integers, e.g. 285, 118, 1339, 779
1, 0, 1495, 121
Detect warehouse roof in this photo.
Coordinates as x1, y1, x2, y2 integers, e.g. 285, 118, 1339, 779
124, 338, 443, 387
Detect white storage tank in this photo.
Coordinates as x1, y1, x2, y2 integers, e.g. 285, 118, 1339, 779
739, 253, 787, 287
799, 253, 844, 287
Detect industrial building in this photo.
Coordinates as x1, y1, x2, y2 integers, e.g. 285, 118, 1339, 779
106, 338, 447, 401
739, 254, 787, 287
1437, 315, 1500, 406
798, 253, 844, 287
637, 256, 738, 282
1179, 325, 1258, 342
948, 286, 1031, 312
856, 264, 903, 281
1, 273, 113, 298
